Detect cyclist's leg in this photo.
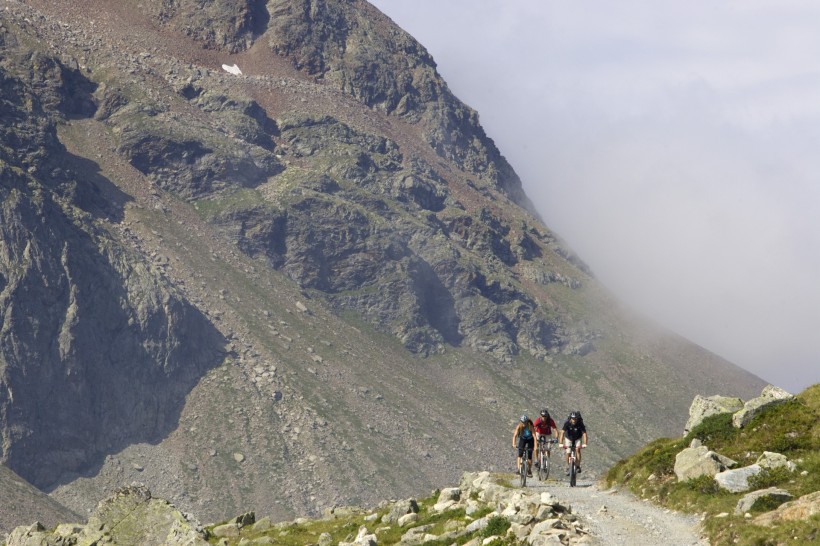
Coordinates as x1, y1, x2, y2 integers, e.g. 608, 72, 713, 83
526, 438, 534, 475
534, 435, 540, 467
575, 439, 582, 469
563, 438, 572, 472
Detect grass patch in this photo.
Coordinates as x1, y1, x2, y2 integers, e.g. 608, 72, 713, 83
604, 384, 820, 545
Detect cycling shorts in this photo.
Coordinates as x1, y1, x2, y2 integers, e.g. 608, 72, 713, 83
518, 436, 534, 458
563, 438, 581, 454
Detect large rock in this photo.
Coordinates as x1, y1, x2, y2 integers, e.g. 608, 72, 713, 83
735, 487, 792, 515
732, 385, 793, 428
714, 465, 763, 493
6, 485, 208, 546
381, 498, 419, 524
756, 451, 797, 472
684, 395, 744, 434
339, 525, 378, 546
753, 491, 820, 526
674, 445, 726, 482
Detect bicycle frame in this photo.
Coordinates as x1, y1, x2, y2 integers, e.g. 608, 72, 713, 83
568, 439, 581, 487
537, 437, 556, 481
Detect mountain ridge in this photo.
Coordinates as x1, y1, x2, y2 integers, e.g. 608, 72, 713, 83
0, 0, 765, 532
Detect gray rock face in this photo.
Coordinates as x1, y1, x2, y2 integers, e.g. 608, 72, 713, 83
0, 37, 225, 488
732, 385, 793, 428
264, 0, 535, 212
684, 394, 744, 434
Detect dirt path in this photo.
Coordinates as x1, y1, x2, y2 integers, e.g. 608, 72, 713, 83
526, 472, 709, 545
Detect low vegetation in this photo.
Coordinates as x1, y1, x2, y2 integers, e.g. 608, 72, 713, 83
203, 490, 514, 546
605, 384, 820, 545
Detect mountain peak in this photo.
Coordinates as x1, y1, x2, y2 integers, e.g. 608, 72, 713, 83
1, 0, 765, 528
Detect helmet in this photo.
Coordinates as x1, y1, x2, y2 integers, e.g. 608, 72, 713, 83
520, 415, 528, 423
540, 409, 550, 418
569, 411, 580, 420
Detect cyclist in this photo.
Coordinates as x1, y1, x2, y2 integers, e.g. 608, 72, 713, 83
533, 408, 558, 467
558, 411, 587, 474
512, 414, 536, 477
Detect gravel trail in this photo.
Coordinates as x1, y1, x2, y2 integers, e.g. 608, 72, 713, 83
526, 471, 709, 545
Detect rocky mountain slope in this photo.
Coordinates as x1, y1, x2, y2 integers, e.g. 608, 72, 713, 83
0, 0, 766, 533
0, 465, 80, 538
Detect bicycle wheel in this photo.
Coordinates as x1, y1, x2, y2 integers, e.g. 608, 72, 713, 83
543, 449, 551, 480
569, 453, 577, 487
537, 449, 546, 481
520, 457, 527, 487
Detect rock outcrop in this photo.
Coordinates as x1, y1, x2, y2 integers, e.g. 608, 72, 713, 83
752, 491, 820, 526
6, 484, 209, 546
0, 21, 225, 488
732, 385, 794, 428
673, 440, 735, 482
684, 395, 743, 434
735, 487, 792, 516
5, 473, 593, 546
714, 465, 764, 493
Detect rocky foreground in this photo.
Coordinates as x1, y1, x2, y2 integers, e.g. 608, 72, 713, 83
5, 472, 600, 546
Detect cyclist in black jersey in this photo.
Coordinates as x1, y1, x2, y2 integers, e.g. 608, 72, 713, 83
559, 411, 588, 474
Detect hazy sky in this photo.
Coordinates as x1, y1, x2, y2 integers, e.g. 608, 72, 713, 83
371, 1, 819, 394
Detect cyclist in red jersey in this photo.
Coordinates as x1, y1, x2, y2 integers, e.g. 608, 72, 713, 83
533, 409, 558, 467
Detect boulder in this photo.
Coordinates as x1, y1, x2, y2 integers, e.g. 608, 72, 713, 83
735, 487, 792, 515
380, 498, 418, 524
732, 385, 793, 428
397, 513, 419, 527
431, 488, 461, 512
715, 464, 763, 493
674, 446, 725, 481
339, 525, 377, 546
756, 451, 797, 472
753, 491, 820, 526
437, 487, 462, 503
684, 395, 744, 434
465, 517, 490, 533
212, 522, 240, 538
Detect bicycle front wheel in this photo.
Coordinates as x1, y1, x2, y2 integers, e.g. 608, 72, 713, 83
543, 451, 551, 480
520, 461, 527, 487
569, 458, 577, 487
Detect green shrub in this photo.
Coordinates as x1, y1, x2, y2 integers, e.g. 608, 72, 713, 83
747, 465, 794, 490
684, 413, 736, 446
481, 515, 511, 538
685, 475, 720, 495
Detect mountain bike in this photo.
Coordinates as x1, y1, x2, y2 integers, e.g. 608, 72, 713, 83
568, 440, 582, 487
537, 437, 557, 481
517, 449, 530, 487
